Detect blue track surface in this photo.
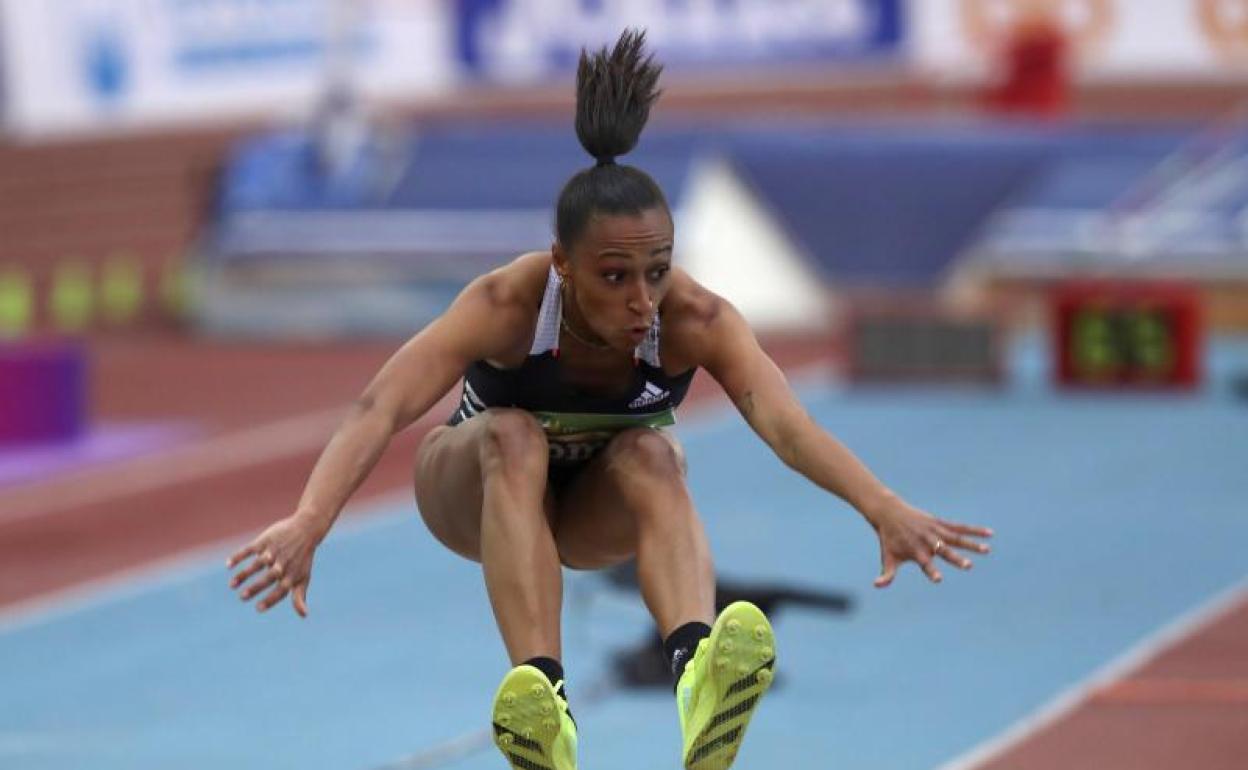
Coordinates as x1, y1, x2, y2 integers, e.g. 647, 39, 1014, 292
2, 342, 1246, 770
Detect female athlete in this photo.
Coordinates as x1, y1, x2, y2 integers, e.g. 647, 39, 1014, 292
226, 30, 993, 770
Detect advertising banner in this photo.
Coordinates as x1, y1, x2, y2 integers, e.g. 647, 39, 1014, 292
0, 0, 452, 135
914, 0, 1248, 80
455, 0, 905, 82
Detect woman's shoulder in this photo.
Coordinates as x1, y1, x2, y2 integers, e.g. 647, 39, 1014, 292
454, 252, 552, 364
659, 268, 733, 370
662, 267, 725, 331
474, 251, 552, 313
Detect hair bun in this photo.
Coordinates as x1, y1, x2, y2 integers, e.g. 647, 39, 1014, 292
574, 29, 662, 166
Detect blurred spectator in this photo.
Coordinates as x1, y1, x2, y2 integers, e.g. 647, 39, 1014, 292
984, 7, 1070, 117
311, 79, 368, 180
1196, 0, 1248, 63
964, 0, 1112, 119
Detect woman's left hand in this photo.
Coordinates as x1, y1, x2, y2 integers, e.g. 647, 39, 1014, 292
865, 495, 993, 588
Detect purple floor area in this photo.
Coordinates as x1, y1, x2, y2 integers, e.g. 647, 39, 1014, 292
0, 422, 199, 488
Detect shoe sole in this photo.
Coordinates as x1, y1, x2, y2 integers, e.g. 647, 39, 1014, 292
491, 665, 565, 770
684, 601, 776, 770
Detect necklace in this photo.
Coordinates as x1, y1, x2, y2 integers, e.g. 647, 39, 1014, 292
560, 314, 612, 350
559, 284, 613, 350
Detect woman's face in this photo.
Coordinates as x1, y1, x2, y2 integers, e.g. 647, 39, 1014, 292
555, 206, 674, 351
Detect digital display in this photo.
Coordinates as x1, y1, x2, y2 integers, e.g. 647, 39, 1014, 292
843, 298, 1004, 384
1053, 282, 1201, 389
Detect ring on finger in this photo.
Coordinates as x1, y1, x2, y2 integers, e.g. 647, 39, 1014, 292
932, 538, 945, 553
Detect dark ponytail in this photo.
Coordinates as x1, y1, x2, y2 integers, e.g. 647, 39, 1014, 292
556, 29, 670, 249
574, 29, 661, 165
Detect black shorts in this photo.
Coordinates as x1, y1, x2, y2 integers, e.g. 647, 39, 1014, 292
546, 459, 592, 497
446, 409, 603, 496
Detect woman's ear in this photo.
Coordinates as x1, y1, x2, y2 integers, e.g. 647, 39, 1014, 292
552, 241, 570, 280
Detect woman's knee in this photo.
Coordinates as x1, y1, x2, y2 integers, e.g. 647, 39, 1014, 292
603, 428, 686, 482
478, 408, 548, 479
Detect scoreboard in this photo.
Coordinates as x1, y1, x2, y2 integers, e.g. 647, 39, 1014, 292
841, 295, 1005, 385
1051, 281, 1202, 389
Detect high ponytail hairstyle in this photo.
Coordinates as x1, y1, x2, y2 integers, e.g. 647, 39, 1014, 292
555, 29, 670, 250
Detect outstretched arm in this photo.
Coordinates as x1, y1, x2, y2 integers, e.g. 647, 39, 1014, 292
696, 297, 992, 588
290, 270, 528, 538
227, 265, 535, 614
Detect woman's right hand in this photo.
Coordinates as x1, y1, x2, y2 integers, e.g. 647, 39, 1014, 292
226, 513, 323, 617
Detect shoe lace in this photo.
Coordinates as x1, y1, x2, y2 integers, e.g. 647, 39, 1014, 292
678, 639, 710, 699
689, 638, 709, 673
552, 679, 577, 733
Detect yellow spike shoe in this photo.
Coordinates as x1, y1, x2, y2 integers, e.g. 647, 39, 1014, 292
676, 601, 776, 770
491, 664, 578, 770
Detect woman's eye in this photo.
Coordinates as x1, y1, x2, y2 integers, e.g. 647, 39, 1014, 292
648, 267, 670, 281
603, 272, 624, 283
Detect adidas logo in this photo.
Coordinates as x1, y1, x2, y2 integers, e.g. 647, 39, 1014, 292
629, 381, 670, 409
672, 647, 690, 676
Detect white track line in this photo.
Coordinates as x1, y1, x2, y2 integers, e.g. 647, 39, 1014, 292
0, 361, 836, 631
368, 676, 619, 770
934, 574, 1248, 770
0, 406, 345, 523
0, 488, 413, 635
0, 396, 455, 525
0, 362, 835, 525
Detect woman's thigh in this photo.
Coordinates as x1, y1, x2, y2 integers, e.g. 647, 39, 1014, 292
552, 428, 688, 570
413, 414, 556, 563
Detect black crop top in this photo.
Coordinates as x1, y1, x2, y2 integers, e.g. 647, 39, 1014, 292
448, 266, 696, 467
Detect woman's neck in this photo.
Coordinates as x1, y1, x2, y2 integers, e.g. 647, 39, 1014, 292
560, 285, 613, 350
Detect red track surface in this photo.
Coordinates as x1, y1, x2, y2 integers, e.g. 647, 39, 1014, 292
976, 592, 1248, 770
0, 335, 418, 605
2, 333, 1244, 770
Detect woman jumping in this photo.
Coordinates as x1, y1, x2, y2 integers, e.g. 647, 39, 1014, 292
226, 30, 993, 770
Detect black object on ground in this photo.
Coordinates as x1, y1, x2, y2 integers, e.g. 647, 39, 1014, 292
604, 562, 854, 689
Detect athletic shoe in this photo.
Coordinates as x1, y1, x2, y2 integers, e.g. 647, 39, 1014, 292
676, 601, 776, 769
491, 664, 577, 770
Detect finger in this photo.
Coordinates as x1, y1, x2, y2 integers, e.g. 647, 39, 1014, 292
942, 521, 994, 538
241, 569, 281, 601
935, 544, 973, 570
874, 551, 899, 589
257, 581, 291, 613
292, 582, 309, 618
917, 554, 943, 584
226, 543, 257, 569
229, 558, 268, 590
939, 532, 991, 555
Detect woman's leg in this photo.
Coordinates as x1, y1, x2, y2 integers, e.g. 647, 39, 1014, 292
414, 409, 562, 664
555, 428, 772, 770
553, 428, 715, 637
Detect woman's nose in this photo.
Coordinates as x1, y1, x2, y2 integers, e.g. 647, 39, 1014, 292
628, 289, 654, 316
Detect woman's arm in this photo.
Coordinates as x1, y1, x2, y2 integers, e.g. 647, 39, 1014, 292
692, 293, 992, 587
227, 263, 537, 614
695, 298, 890, 513
292, 270, 529, 538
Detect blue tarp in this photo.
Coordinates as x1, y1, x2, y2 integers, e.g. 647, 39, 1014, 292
214, 120, 1200, 286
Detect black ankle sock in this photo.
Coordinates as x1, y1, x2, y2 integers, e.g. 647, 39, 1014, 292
663, 621, 712, 687
522, 656, 567, 700
521, 656, 573, 726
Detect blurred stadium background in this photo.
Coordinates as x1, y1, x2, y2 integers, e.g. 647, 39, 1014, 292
2, 1, 1247, 769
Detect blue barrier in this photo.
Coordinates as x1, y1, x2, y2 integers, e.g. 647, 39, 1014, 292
201, 119, 1228, 336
